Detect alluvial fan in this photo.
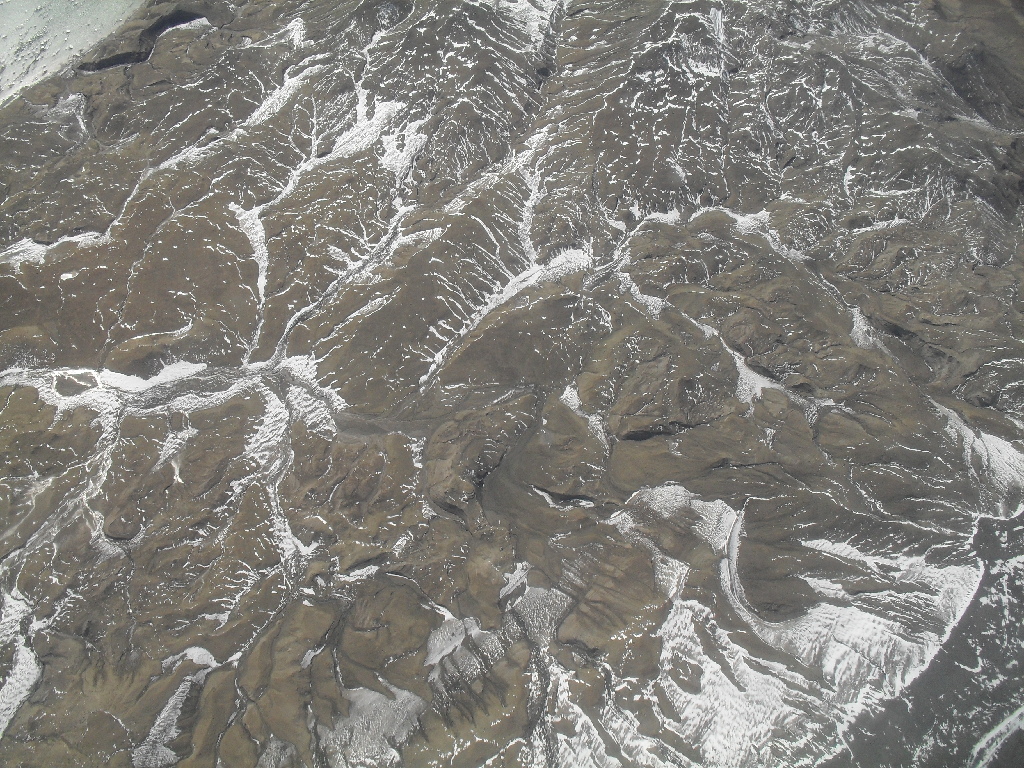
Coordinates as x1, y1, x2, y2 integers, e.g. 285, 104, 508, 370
1, 0, 1023, 766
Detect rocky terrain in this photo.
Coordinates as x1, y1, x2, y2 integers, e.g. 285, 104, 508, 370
1, 0, 1024, 766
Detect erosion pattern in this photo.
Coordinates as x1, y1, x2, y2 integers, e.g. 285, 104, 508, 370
1, 0, 1024, 766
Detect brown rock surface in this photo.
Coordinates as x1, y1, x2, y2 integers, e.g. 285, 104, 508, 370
1, 1, 1024, 766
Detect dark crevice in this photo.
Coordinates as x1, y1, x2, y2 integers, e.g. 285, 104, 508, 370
140, 9, 207, 45
620, 421, 693, 441
79, 10, 207, 72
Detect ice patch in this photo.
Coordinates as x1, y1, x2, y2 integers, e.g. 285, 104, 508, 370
519, 168, 544, 263
629, 483, 737, 554
935, 401, 1024, 516
727, 347, 783, 405
692, 206, 807, 262
653, 555, 690, 599
969, 700, 1024, 768
496, 0, 560, 49
512, 586, 572, 648
96, 361, 207, 393
244, 64, 326, 129
802, 538, 885, 570
560, 384, 608, 450
1, 229, 112, 272
424, 618, 468, 666
381, 117, 427, 183
245, 388, 316, 574
0, 238, 47, 270
500, 561, 532, 598
731, 209, 771, 235
0, 590, 41, 737
300, 646, 325, 670
654, 597, 818, 767
318, 685, 427, 768
161, 646, 219, 673
230, 203, 269, 311
618, 271, 666, 318
533, 486, 595, 509
132, 676, 197, 768
278, 355, 348, 411
624, 482, 985, 763
331, 98, 405, 160
419, 244, 594, 388
0, 0, 147, 106
154, 424, 197, 480
335, 565, 380, 585
850, 307, 882, 350
285, 385, 336, 438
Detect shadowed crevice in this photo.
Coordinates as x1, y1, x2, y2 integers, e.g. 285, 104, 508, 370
79, 8, 209, 72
